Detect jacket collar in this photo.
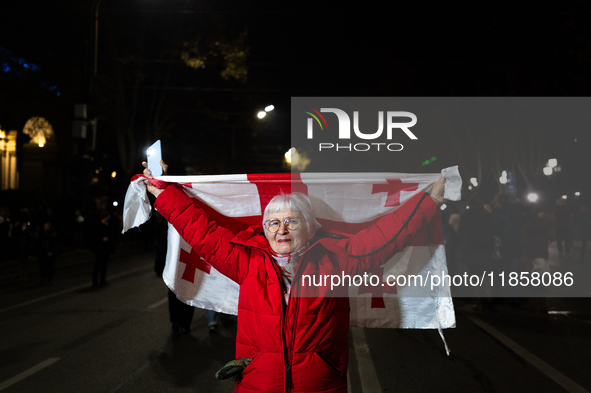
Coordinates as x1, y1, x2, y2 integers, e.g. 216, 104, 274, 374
232, 226, 270, 250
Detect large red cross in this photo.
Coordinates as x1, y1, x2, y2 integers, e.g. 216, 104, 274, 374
371, 179, 420, 207
179, 248, 212, 283
357, 267, 398, 308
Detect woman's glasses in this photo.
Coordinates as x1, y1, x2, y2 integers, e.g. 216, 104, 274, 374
264, 218, 301, 232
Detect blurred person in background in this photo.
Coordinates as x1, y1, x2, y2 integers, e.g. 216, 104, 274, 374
154, 212, 195, 337
492, 194, 524, 302
458, 195, 495, 311
578, 204, 590, 263
523, 206, 551, 276
442, 206, 460, 275
91, 211, 115, 287
73, 210, 86, 250
38, 221, 59, 284
0, 207, 12, 266
554, 198, 572, 256
13, 211, 32, 283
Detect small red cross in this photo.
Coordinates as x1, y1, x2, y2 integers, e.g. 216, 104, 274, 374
371, 179, 420, 207
179, 248, 212, 283
357, 267, 398, 308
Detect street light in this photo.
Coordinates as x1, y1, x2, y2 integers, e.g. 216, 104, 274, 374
284, 147, 296, 164
499, 170, 507, 184
257, 105, 274, 119
548, 158, 558, 168
527, 193, 539, 203
23, 117, 53, 148
543, 166, 553, 176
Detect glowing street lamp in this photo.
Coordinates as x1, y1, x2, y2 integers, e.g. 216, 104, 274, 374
284, 147, 296, 164
264, 105, 274, 112
284, 147, 310, 171
470, 177, 478, 187
543, 166, 553, 176
23, 117, 53, 148
257, 111, 266, 119
527, 193, 539, 203
499, 170, 507, 184
548, 158, 558, 168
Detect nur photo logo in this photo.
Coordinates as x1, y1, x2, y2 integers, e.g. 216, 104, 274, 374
302, 106, 418, 152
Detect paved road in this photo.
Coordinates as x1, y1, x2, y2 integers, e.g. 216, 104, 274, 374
1, 241, 590, 392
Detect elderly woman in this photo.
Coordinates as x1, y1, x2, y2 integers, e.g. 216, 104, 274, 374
143, 162, 444, 393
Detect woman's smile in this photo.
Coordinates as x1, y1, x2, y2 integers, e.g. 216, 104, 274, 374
266, 211, 313, 255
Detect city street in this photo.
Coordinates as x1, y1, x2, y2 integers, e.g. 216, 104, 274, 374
1, 241, 590, 393
2, 3, 591, 392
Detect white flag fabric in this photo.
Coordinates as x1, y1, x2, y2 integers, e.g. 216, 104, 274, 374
123, 168, 461, 330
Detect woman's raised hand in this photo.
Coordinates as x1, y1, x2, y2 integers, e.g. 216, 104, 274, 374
142, 160, 168, 198
429, 176, 445, 206
142, 160, 168, 178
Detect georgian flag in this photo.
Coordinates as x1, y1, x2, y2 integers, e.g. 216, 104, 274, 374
122, 167, 461, 332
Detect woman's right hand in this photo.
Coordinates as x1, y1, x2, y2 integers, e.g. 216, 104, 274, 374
142, 160, 169, 198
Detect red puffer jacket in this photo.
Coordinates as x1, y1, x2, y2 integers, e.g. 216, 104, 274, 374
155, 186, 438, 393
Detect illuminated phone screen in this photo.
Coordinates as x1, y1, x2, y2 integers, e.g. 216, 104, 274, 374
147, 140, 162, 177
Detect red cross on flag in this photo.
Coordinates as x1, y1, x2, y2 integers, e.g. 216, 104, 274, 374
357, 267, 398, 308
178, 248, 211, 282
371, 178, 420, 207
123, 168, 461, 329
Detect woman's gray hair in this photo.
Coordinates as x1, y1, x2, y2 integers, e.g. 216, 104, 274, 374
263, 192, 322, 234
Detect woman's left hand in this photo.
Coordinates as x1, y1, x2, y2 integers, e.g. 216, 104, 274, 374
429, 176, 445, 206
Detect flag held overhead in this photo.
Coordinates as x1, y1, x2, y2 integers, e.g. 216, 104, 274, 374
122, 167, 461, 330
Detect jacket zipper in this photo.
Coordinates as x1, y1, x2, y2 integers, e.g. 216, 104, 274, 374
287, 255, 311, 391
287, 280, 300, 392
230, 241, 291, 393
280, 265, 290, 393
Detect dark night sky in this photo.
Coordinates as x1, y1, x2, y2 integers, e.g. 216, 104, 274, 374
3, 2, 590, 92
1, 1, 590, 204
6, 2, 588, 99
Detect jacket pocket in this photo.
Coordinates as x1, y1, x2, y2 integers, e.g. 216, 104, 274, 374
246, 352, 260, 368
314, 350, 346, 381
243, 352, 261, 370
237, 352, 261, 382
